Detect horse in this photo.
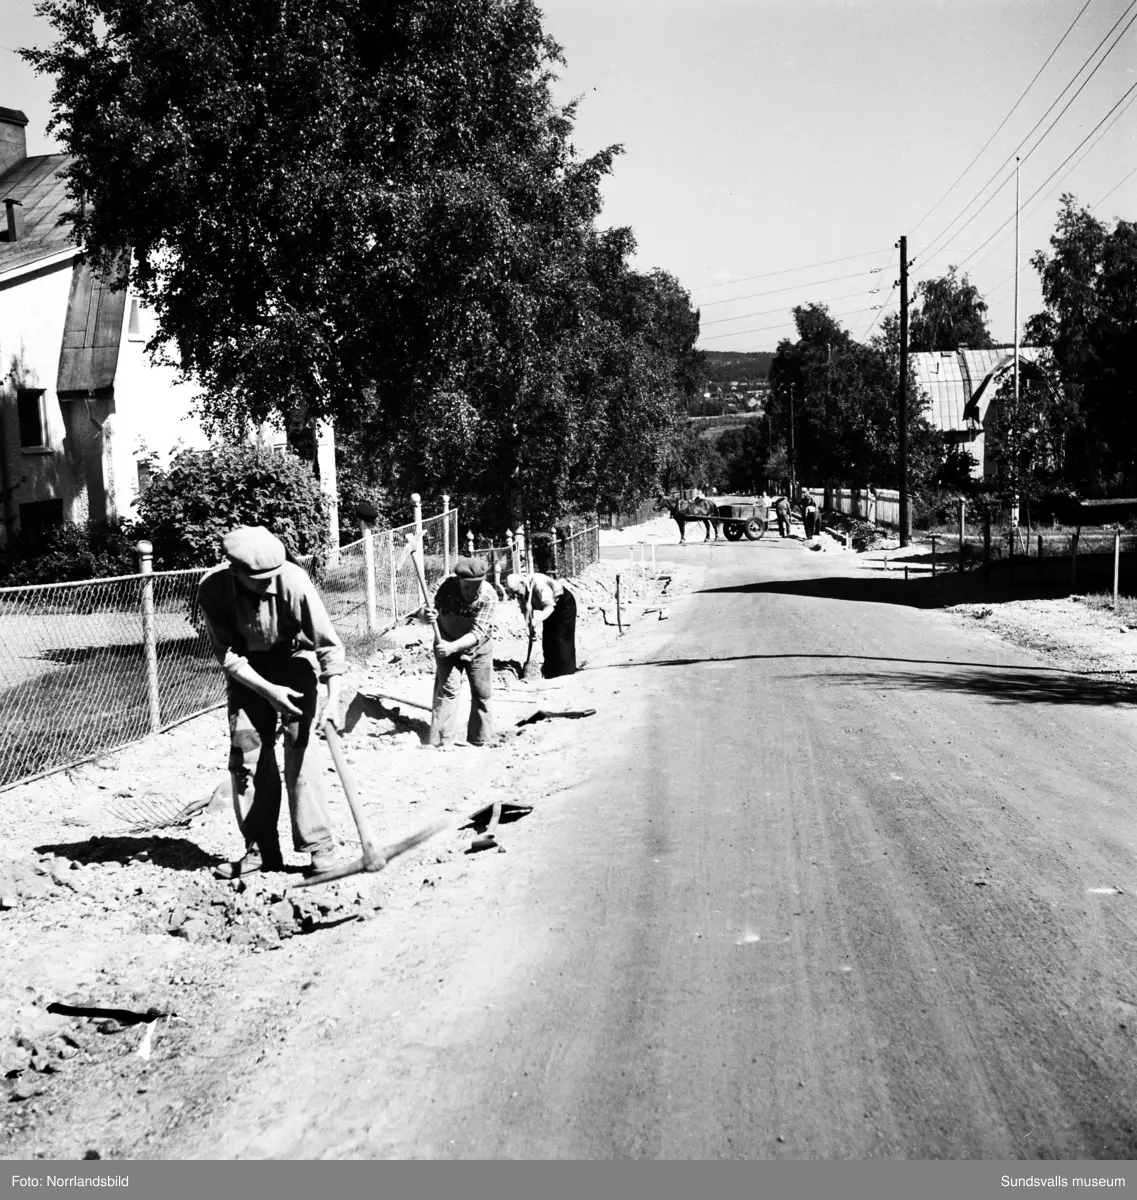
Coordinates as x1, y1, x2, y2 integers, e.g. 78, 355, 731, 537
655, 493, 722, 544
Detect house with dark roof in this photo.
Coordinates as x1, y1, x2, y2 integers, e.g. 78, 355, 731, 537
912, 346, 1049, 480
0, 105, 209, 547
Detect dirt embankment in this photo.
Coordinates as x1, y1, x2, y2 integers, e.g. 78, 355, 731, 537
0, 555, 694, 1158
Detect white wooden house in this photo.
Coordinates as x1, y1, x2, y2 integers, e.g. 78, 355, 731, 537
0, 104, 341, 549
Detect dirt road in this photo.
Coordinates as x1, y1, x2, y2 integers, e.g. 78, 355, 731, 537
152, 536, 1137, 1158
7, 532, 1137, 1159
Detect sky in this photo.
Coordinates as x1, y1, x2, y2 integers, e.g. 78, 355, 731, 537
3, 0, 1135, 352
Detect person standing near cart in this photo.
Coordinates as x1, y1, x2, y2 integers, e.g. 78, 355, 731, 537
800, 488, 820, 538
774, 495, 792, 538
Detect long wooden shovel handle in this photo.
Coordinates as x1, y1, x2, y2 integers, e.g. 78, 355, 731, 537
323, 719, 383, 866
406, 535, 442, 647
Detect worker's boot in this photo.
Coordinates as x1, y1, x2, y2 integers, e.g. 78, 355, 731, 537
213, 844, 285, 880
303, 848, 340, 878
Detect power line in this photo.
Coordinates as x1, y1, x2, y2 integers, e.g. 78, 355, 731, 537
920, 0, 1137, 267
697, 269, 881, 309
909, 0, 1094, 237
1091, 165, 1137, 210
701, 287, 883, 327
953, 88, 1137, 279
699, 305, 879, 343
956, 77, 1137, 272
689, 249, 890, 293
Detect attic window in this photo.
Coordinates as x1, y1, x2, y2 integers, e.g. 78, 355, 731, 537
127, 298, 143, 341
16, 388, 48, 452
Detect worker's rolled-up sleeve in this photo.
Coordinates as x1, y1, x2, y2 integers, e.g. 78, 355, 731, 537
468, 586, 496, 647
197, 572, 250, 679
298, 588, 347, 679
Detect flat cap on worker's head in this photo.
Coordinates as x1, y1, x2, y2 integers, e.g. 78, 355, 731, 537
222, 526, 286, 579
453, 556, 489, 580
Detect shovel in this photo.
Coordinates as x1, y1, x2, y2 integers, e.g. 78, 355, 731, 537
468, 799, 503, 853
293, 719, 451, 888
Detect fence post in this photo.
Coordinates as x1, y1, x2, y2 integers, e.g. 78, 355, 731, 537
516, 528, 527, 574
1114, 530, 1121, 613
1008, 529, 1014, 589
1071, 530, 1079, 591
958, 499, 966, 573
442, 494, 450, 575
616, 572, 623, 633
466, 529, 475, 557
931, 535, 937, 579
412, 492, 423, 549
1038, 533, 1043, 583
136, 541, 162, 734
362, 522, 377, 633
387, 529, 398, 622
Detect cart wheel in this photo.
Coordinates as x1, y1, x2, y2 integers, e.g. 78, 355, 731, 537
724, 521, 744, 542
744, 518, 765, 541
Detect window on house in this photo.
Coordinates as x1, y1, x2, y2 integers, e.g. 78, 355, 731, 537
19, 498, 64, 545
16, 389, 48, 451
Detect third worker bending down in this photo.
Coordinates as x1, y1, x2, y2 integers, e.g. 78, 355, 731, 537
504, 571, 578, 678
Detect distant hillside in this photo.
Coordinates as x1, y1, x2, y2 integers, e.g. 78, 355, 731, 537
701, 350, 773, 384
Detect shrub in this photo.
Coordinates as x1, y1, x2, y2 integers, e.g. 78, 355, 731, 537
136, 443, 330, 569
0, 518, 141, 585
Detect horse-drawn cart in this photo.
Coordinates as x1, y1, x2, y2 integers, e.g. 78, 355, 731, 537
716, 499, 769, 541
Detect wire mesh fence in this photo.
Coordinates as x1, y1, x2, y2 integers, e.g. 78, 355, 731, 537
556, 525, 600, 579
0, 505, 460, 791
0, 570, 218, 792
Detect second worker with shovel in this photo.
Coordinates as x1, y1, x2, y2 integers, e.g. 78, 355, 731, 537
420, 557, 496, 747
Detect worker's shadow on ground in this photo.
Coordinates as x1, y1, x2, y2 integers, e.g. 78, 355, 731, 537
34, 834, 222, 871
344, 693, 430, 740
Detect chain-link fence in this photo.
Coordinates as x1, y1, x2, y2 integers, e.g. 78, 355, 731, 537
0, 505, 459, 791
556, 525, 600, 579
0, 569, 218, 791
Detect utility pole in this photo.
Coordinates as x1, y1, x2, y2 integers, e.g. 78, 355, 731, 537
789, 383, 796, 498
898, 235, 909, 547
1012, 156, 1021, 530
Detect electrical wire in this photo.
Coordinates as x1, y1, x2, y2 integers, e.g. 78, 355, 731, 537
909, 0, 1094, 237
920, 0, 1137, 267
1090, 165, 1137, 210
701, 287, 883, 327
689, 249, 890, 293
951, 88, 1137, 279
697, 269, 881, 309
699, 305, 882, 343
955, 77, 1137, 272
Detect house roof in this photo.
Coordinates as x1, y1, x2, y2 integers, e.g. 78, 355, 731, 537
912, 347, 1044, 432
0, 153, 79, 277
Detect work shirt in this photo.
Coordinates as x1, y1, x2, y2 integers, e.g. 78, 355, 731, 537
515, 573, 567, 620
433, 577, 496, 648
197, 560, 347, 681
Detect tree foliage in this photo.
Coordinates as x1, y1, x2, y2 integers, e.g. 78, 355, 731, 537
766, 305, 940, 488
1026, 195, 1137, 493
135, 443, 329, 568
908, 267, 994, 352
26, 0, 702, 531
